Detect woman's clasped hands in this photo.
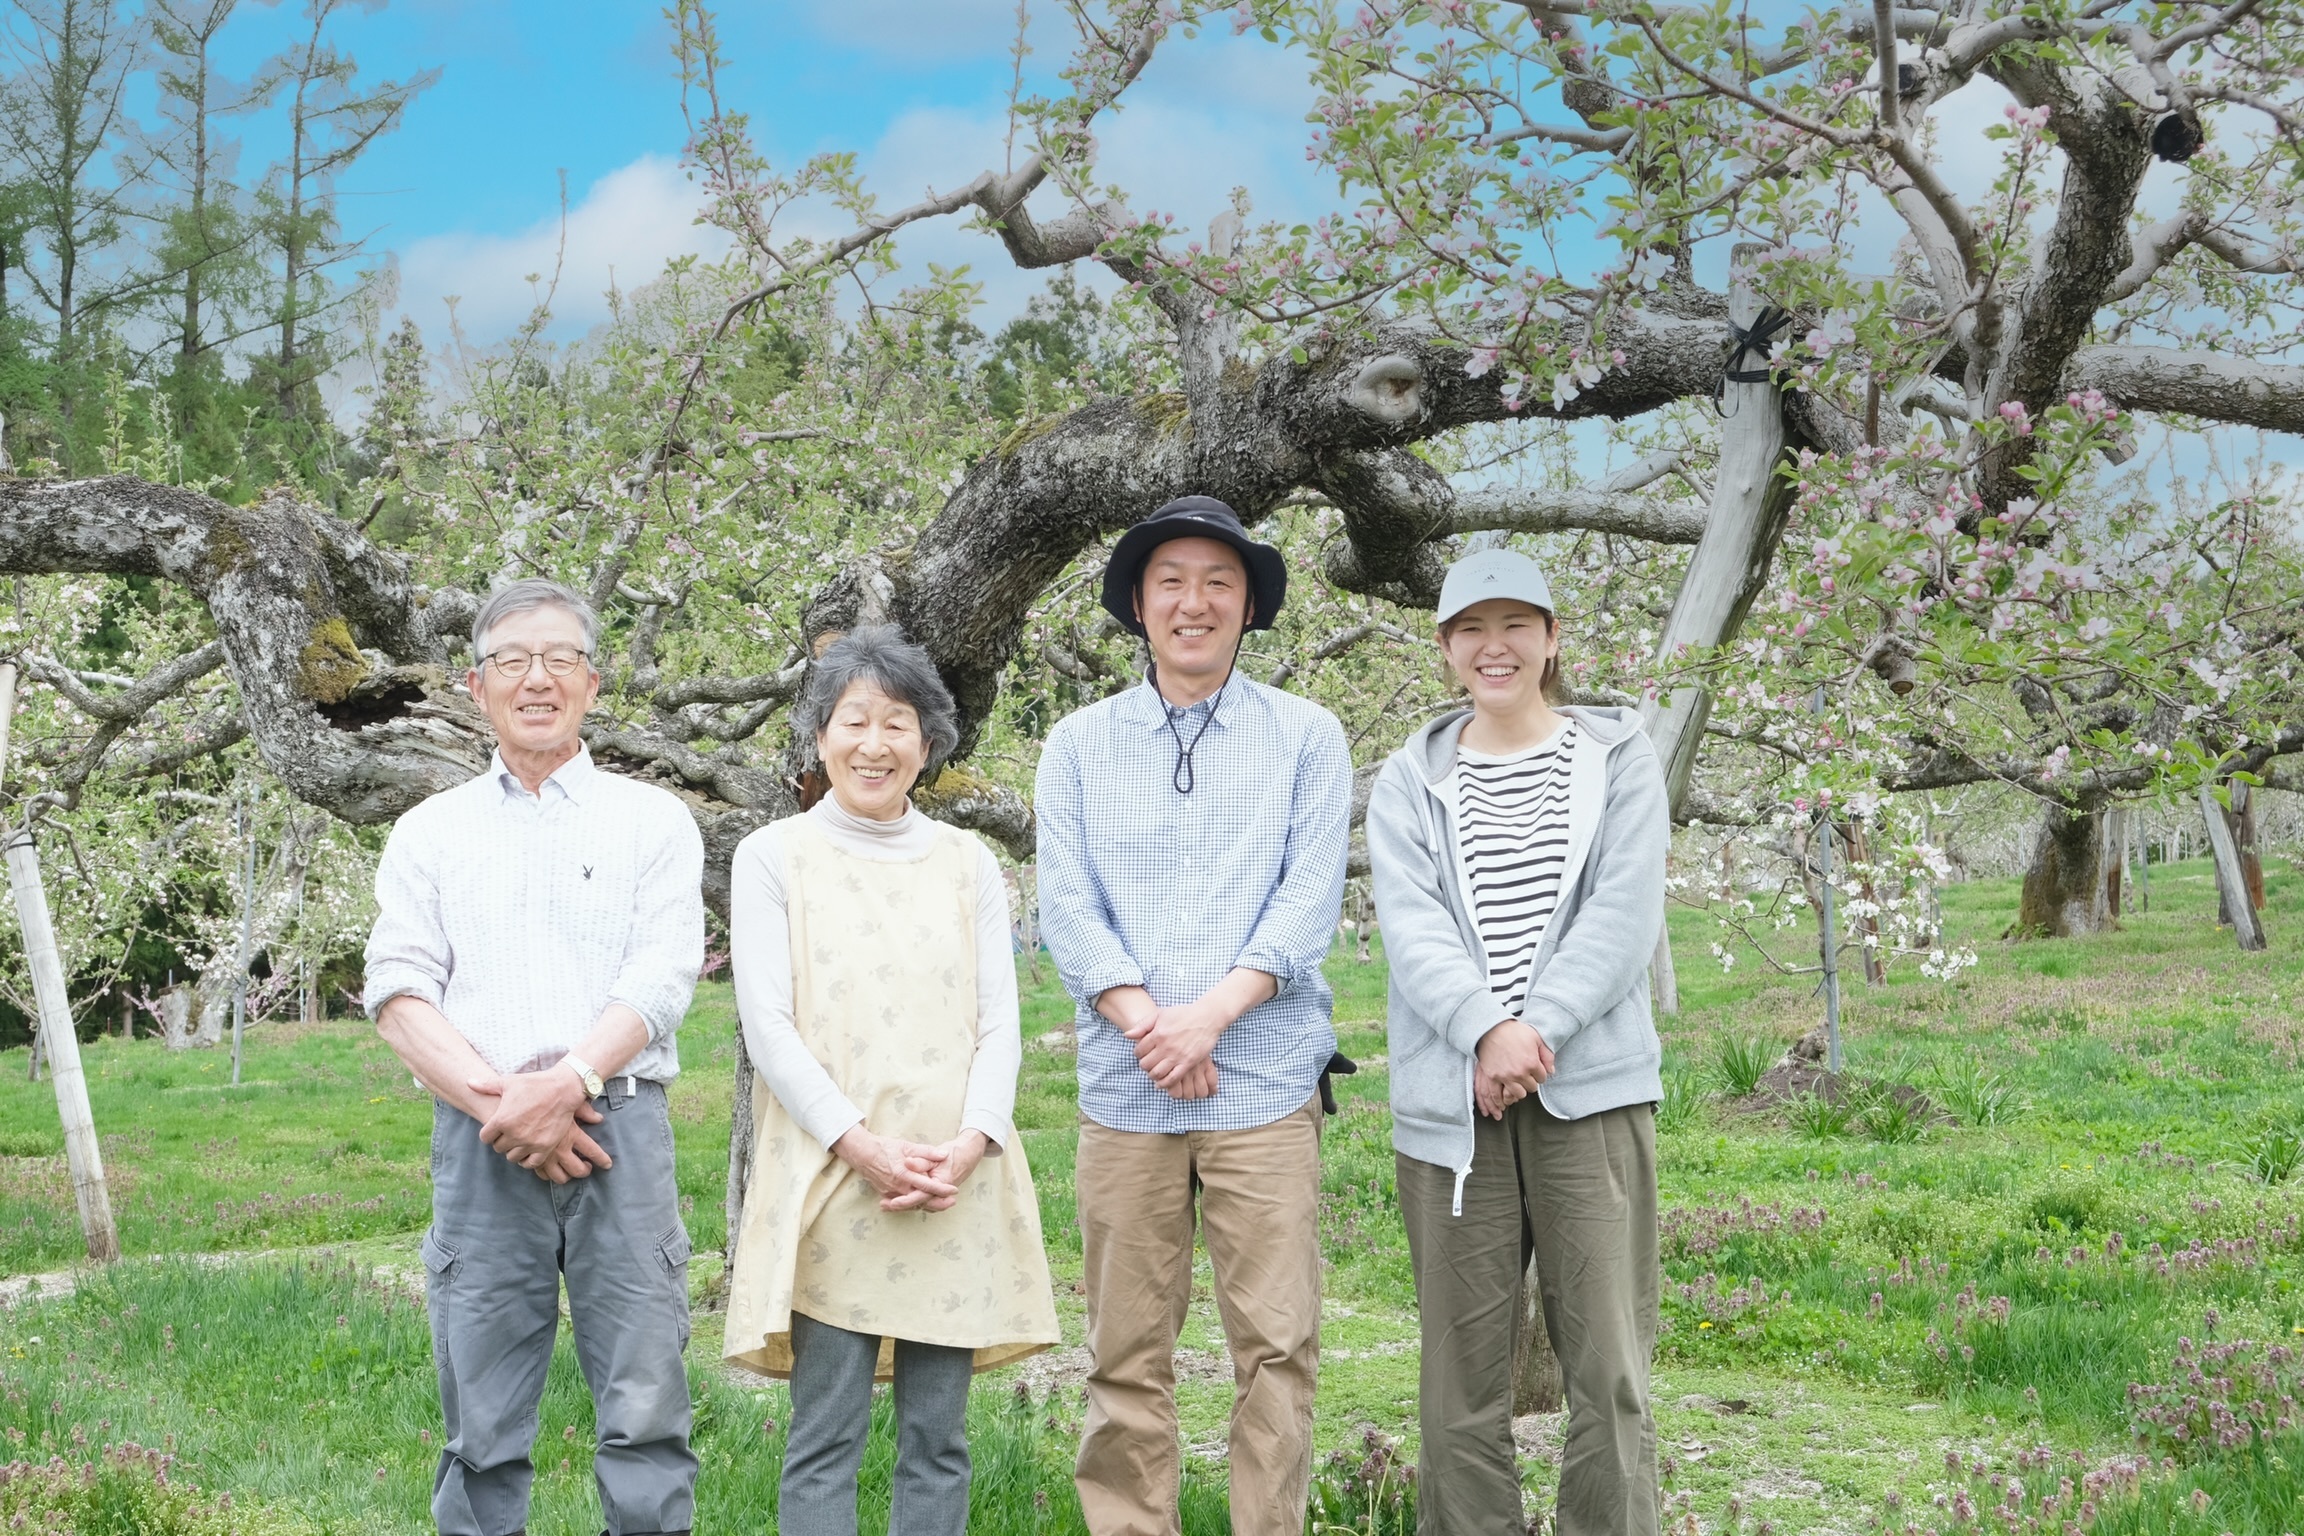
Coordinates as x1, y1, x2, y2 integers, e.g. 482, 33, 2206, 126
1473, 1018, 1555, 1120
832, 1125, 991, 1212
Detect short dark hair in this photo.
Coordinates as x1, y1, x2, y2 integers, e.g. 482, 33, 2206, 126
1438, 606, 1567, 703
795, 627, 962, 778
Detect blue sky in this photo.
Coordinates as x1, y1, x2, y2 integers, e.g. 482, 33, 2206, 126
206, 0, 1333, 353
183, 0, 2286, 486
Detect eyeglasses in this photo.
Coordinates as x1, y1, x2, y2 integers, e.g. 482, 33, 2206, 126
482, 645, 591, 679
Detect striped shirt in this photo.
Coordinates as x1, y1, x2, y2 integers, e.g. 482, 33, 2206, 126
1456, 723, 1580, 1015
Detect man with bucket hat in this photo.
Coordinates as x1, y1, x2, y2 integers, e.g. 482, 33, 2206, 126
1036, 496, 1352, 1536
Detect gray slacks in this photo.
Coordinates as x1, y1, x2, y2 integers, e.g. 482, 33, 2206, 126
780, 1311, 974, 1536
423, 1080, 697, 1536
1397, 1098, 1659, 1536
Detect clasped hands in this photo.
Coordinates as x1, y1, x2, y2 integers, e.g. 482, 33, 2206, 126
1099, 986, 1223, 1101
1475, 1017, 1555, 1120
469, 1065, 611, 1184
834, 1125, 990, 1212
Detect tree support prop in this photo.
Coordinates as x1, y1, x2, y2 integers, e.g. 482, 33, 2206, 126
2200, 782, 2267, 952
0, 662, 118, 1262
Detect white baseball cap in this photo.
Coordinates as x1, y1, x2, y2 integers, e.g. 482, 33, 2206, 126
1435, 548, 1555, 624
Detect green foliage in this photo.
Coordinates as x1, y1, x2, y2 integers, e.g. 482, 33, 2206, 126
1712, 1034, 1775, 1097
1785, 1087, 1853, 1139
0, 1442, 318, 1536
2241, 1118, 2304, 1187
1853, 1087, 1932, 1146
1306, 1426, 1416, 1536
1932, 1057, 2027, 1128
2026, 1173, 2113, 1237
1657, 1067, 1706, 1132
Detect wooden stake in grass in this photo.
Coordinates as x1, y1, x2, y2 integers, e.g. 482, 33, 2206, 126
0, 659, 120, 1262
1637, 241, 1797, 1017
1813, 804, 1845, 1075
2201, 780, 2268, 953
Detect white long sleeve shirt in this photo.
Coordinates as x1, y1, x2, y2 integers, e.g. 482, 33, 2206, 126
728, 797, 1022, 1152
362, 746, 705, 1081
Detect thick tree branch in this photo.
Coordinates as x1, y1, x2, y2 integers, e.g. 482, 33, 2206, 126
2067, 346, 2304, 434
0, 478, 485, 822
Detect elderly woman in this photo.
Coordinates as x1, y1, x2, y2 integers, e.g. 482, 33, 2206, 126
723, 626, 1058, 1536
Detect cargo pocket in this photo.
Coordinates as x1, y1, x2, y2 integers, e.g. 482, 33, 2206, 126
658, 1225, 694, 1350
419, 1229, 460, 1297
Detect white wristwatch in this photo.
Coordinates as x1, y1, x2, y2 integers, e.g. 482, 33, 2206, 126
563, 1053, 605, 1098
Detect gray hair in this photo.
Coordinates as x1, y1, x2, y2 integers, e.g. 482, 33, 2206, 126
796, 626, 961, 778
472, 579, 601, 661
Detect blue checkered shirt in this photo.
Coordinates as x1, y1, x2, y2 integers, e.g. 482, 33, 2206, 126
1035, 674, 1352, 1132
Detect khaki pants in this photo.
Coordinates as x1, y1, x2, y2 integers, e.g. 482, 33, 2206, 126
1073, 1097, 1323, 1536
1397, 1099, 1659, 1536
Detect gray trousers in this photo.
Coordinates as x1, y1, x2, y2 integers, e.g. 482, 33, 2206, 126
1397, 1099, 1659, 1536
423, 1080, 697, 1536
780, 1312, 974, 1536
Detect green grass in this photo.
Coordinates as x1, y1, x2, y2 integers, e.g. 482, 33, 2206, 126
0, 1255, 1170, 1536
3, 855, 2304, 1532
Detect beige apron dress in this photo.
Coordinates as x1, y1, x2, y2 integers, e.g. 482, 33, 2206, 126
724, 815, 1059, 1380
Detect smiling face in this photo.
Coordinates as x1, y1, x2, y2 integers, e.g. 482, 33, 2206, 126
816, 679, 929, 822
1135, 535, 1252, 697
1440, 598, 1560, 714
468, 603, 599, 768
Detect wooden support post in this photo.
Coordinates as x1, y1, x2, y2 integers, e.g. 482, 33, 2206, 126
0, 661, 119, 1262
2201, 782, 2268, 952
1638, 241, 1798, 1011
1649, 927, 1678, 1015
231, 787, 254, 1085
1813, 807, 1844, 1074
2131, 811, 2150, 913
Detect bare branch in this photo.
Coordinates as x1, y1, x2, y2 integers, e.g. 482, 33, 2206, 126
653, 661, 807, 711
1268, 619, 1417, 690
117, 710, 249, 778
1452, 485, 1707, 543
25, 641, 224, 723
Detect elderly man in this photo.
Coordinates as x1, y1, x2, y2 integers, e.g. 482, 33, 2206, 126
366, 578, 704, 1536
1036, 497, 1352, 1536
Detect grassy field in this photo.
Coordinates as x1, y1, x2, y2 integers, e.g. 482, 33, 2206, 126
4, 856, 2304, 1533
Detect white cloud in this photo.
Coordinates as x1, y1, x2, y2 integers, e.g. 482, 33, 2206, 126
355, 19, 1327, 360
384, 154, 730, 346
841, 25, 1326, 321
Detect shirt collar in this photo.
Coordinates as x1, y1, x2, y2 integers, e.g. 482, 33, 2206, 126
490, 743, 597, 805
1125, 672, 1248, 734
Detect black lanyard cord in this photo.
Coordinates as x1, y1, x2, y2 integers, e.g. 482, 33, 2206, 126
1149, 640, 1241, 795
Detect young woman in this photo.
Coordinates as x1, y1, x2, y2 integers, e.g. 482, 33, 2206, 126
1366, 548, 1670, 1536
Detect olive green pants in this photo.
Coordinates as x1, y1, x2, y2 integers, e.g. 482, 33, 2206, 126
1397, 1098, 1659, 1536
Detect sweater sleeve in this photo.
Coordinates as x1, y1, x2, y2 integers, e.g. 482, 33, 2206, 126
960, 841, 1022, 1153
728, 826, 867, 1149
1366, 756, 1511, 1059
1518, 735, 1669, 1053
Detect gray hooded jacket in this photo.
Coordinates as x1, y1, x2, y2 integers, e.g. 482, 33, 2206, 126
1366, 705, 1669, 1212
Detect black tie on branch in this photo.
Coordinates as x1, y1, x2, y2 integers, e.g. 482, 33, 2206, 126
1714, 305, 1795, 417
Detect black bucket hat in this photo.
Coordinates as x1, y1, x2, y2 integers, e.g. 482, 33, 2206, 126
1099, 496, 1288, 638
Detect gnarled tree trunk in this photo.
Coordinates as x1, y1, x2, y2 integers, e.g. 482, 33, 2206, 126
2015, 798, 2112, 938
